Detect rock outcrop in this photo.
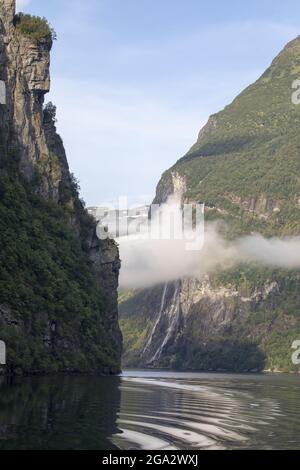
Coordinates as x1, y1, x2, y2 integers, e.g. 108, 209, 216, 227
120, 276, 288, 372
1, 0, 61, 196
0, 0, 122, 375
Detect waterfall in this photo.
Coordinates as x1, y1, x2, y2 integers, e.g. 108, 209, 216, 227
142, 283, 169, 355
149, 280, 181, 364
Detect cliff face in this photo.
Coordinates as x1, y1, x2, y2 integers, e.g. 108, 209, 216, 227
0, 1, 64, 198
120, 276, 294, 372
0, 0, 122, 374
120, 36, 300, 373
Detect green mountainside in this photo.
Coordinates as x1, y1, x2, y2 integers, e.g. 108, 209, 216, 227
120, 36, 300, 373
156, 36, 300, 237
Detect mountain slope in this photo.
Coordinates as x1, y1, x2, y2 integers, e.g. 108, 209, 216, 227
120, 36, 300, 373
155, 36, 300, 236
0, 1, 122, 375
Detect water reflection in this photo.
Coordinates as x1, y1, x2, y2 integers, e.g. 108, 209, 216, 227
0, 375, 121, 450
0, 372, 299, 450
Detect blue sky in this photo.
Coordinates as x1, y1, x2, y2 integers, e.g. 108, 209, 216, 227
16, 0, 300, 206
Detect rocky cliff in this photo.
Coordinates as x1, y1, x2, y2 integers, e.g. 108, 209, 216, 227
120, 36, 300, 373
0, 0, 122, 375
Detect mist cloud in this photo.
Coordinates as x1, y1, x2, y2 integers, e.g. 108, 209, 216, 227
117, 201, 300, 289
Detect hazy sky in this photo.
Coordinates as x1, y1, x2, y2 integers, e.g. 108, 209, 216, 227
16, 0, 300, 206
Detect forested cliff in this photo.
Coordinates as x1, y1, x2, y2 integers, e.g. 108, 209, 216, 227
0, 0, 122, 375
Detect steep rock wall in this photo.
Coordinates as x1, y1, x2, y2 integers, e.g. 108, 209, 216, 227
0, 0, 122, 374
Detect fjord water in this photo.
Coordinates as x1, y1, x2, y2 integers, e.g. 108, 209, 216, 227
0, 371, 299, 450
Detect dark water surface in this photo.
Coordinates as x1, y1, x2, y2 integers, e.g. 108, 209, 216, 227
0, 370, 299, 450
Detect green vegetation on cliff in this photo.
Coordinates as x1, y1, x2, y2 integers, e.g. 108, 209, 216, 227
0, 146, 120, 376
0, 182, 120, 374
119, 267, 300, 373
120, 36, 300, 373
0, 3, 121, 376
156, 37, 300, 237
15, 13, 56, 42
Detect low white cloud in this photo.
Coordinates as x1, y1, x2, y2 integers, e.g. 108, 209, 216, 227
117, 200, 300, 289
119, 230, 300, 289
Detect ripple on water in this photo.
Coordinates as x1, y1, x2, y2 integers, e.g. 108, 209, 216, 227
111, 376, 291, 450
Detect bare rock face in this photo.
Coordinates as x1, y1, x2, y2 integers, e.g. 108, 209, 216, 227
0, 0, 122, 374
120, 277, 281, 371
1, 1, 59, 196
0, 0, 14, 35
197, 115, 218, 142
7, 35, 52, 186
224, 192, 281, 219
89, 233, 122, 347
153, 171, 187, 205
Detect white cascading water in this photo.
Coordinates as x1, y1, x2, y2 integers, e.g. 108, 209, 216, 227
142, 283, 169, 355
149, 280, 181, 364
